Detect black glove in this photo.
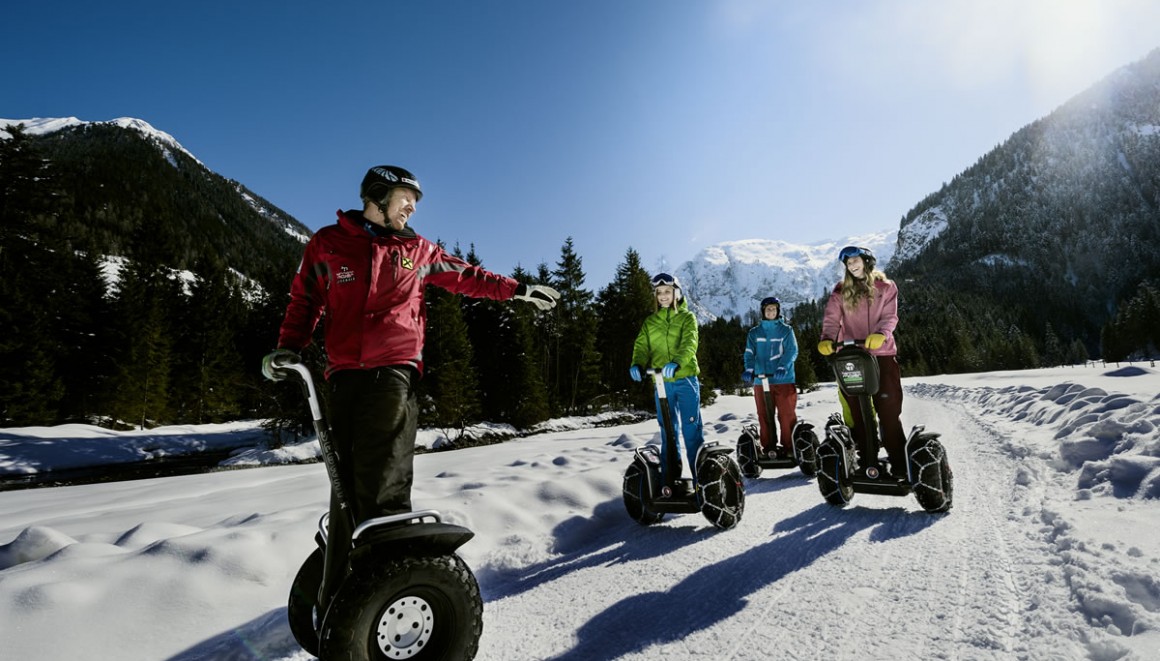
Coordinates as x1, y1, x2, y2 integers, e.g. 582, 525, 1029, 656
513, 283, 560, 310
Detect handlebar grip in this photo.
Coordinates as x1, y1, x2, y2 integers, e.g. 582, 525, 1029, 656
271, 353, 301, 369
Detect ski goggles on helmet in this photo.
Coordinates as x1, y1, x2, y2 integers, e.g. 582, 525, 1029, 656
839, 245, 871, 263
651, 273, 677, 288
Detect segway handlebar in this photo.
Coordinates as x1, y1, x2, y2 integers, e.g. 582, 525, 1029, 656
828, 338, 873, 358
270, 355, 324, 424
647, 368, 667, 399
268, 354, 354, 519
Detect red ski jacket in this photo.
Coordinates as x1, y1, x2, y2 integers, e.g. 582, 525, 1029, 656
277, 210, 519, 377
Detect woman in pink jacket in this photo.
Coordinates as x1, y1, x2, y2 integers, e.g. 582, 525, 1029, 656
817, 246, 907, 479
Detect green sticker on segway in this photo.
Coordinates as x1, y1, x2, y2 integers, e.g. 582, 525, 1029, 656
840, 362, 864, 386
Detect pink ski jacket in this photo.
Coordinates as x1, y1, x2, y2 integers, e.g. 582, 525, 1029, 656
820, 278, 899, 357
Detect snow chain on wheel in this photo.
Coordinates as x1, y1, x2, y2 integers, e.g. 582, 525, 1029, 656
697, 453, 744, 530
622, 461, 663, 525
816, 435, 853, 507
736, 429, 762, 479
793, 424, 820, 477
909, 435, 954, 513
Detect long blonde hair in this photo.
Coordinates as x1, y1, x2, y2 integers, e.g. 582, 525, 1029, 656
840, 267, 890, 311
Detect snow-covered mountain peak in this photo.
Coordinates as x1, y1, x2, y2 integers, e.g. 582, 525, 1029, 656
676, 231, 898, 323
0, 116, 202, 167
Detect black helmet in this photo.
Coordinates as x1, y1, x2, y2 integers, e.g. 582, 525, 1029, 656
650, 272, 683, 302
760, 296, 780, 319
361, 165, 422, 204
838, 245, 876, 271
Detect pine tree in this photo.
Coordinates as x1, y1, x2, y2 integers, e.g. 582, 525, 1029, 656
420, 244, 482, 440
105, 258, 183, 428
788, 299, 829, 386
1043, 323, 1065, 367
459, 244, 549, 427
504, 266, 552, 427
172, 259, 247, 423
1099, 281, 1160, 360
595, 248, 654, 409
0, 123, 65, 424
52, 248, 113, 422
550, 238, 603, 414
785, 302, 823, 391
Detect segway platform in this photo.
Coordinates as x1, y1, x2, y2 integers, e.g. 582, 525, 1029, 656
622, 369, 745, 530
815, 342, 953, 513
270, 356, 485, 660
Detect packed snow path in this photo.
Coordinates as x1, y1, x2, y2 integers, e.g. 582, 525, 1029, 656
476, 396, 1103, 660
1, 365, 1157, 660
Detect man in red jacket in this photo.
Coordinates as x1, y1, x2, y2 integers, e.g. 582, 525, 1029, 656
261, 165, 557, 605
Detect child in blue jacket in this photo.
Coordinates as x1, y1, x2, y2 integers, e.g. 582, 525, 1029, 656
742, 296, 798, 455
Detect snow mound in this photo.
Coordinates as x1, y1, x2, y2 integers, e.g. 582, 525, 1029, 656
909, 381, 1160, 499
0, 526, 77, 569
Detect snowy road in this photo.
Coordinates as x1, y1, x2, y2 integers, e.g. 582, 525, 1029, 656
476, 394, 1095, 661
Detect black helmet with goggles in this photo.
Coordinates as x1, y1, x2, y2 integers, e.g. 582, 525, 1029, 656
650, 272, 684, 302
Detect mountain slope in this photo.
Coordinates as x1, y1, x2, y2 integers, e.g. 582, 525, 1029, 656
889, 48, 1160, 343
0, 117, 310, 291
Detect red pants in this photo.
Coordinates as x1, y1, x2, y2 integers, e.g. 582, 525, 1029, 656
753, 383, 797, 452
842, 355, 906, 469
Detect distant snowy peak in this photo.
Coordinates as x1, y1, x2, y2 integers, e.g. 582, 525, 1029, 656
676, 231, 897, 323
0, 116, 203, 167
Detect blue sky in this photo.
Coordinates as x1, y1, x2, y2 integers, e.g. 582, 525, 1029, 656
5, 0, 1160, 288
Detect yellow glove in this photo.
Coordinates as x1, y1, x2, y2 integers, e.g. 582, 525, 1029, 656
865, 333, 887, 350
817, 340, 835, 356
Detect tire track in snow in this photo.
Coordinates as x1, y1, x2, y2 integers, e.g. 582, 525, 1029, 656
476, 387, 1099, 660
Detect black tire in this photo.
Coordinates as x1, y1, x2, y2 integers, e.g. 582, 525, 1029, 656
697, 453, 745, 530
622, 461, 663, 525
736, 431, 763, 479
319, 553, 483, 661
793, 425, 820, 477
816, 437, 854, 507
910, 436, 954, 513
288, 547, 323, 657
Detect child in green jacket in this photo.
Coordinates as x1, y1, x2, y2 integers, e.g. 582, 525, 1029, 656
629, 273, 705, 486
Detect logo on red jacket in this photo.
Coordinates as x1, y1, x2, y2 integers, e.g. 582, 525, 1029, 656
401, 256, 414, 270
337, 266, 356, 285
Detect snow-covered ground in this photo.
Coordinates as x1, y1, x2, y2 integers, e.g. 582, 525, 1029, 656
1, 362, 1158, 660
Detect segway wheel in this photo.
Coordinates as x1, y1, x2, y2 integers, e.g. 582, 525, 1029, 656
792, 424, 820, 477
319, 553, 483, 661
287, 547, 323, 657
697, 453, 745, 530
816, 437, 854, 507
736, 431, 763, 479
910, 435, 954, 513
622, 461, 663, 525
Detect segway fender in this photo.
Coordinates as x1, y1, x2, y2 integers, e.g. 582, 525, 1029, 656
637, 444, 662, 465
351, 522, 475, 560
696, 440, 734, 462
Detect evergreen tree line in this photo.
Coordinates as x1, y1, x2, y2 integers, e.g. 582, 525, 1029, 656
5, 122, 1157, 433
1, 198, 1149, 433
1101, 280, 1160, 362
